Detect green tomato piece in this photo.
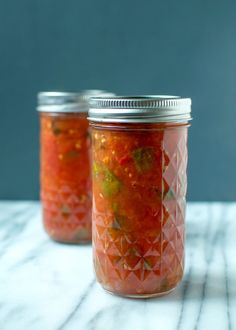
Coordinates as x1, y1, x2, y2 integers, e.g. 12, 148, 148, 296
164, 188, 175, 200
143, 258, 153, 270
102, 168, 121, 197
65, 150, 79, 159
61, 204, 71, 215
132, 147, 154, 173
93, 162, 121, 197
93, 162, 102, 177
75, 228, 89, 240
111, 214, 126, 230
51, 120, 62, 135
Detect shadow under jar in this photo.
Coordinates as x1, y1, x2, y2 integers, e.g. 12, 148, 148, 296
88, 96, 192, 297
37, 90, 114, 244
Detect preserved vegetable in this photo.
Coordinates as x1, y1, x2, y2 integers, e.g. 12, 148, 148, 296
89, 95, 191, 297
40, 113, 92, 243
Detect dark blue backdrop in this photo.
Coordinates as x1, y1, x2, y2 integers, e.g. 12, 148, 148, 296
0, 0, 235, 200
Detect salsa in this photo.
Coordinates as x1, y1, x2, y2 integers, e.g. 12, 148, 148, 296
40, 112, 92, 243
91, 122, 188, 296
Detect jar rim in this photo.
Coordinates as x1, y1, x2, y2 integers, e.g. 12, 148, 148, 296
88, 95, 192, 123
37, 90, 115, 113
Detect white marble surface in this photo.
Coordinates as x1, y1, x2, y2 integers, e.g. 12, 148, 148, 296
0, 202, 235, 330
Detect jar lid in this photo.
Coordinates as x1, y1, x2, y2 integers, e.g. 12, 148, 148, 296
88, 95, 192, 123
37, 90, 115, 113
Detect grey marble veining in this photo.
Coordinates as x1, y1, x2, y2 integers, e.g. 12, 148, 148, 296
0, 202, 235, 330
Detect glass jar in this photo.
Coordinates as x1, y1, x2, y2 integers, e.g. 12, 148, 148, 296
37, 90, 114, 244
88, 96, 192, 297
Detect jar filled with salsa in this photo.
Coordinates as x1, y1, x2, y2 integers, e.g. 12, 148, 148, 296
38, 90, 114, 244
88, 96, 192, 297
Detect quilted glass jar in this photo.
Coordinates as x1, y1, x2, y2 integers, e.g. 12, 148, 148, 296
88, 96, 192, 297
38, 90, 114, 244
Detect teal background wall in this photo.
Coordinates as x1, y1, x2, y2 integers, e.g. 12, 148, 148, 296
0, 0, 235, 200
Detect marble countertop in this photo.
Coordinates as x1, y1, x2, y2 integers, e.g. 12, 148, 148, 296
0, 202, 235, 330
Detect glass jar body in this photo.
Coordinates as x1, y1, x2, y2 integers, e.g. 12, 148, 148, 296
91, 122, 189, 297
40, 112, 92, 243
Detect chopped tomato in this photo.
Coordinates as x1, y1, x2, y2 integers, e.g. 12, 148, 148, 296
40, 113, 92, 243
91, 122, 188, 296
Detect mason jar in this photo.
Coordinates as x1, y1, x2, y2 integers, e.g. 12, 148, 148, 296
37, 90, 114, 244
88, 96, 192, 297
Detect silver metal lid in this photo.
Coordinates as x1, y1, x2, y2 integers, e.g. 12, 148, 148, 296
37, 90, 115, 113
88, 95, 192, 123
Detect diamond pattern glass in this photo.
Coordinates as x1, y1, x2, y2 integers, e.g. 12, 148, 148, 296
92, 123, 188, 297
40, 113, 92, 243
